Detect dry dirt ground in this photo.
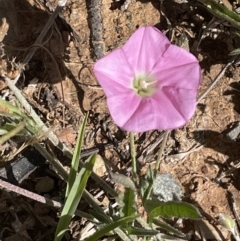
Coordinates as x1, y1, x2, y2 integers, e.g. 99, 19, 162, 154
1, 0, 240, 240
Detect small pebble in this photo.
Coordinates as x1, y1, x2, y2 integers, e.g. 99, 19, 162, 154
35, 176, 54, 193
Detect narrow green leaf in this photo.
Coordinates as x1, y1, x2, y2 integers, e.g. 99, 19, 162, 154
86, 214, 139, 241
152, 218, 185, 237
0, 97, 25, 117
57, 229, 69, 238
75, 210, 96, 221
149, 201, 202, 220
144, 198, 163, 213
66, 113, 88, 197
110, 172, 136, 191
140, 166, 154, 202
82, 191, 112, 224
0, 121, 25, 145
127, 227, 159, 236
0, 97, 37, 133
54, 154, 96, 241
142, 179, 154, 204
229, 48, 240, 56
89, 209, 112, 224
198, 0, 240, 30
121, 188, 136, 220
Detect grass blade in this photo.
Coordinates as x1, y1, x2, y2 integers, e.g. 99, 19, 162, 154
152, 218, 185, 237
229, 48, 240, 56
198, 0, 240, 30
86, 214, 139, 241
127, 227, 159, 236
54, 154, 96, 241
121, 188, 136, 220
0, 121, 25, 145
66, 113, 88, 197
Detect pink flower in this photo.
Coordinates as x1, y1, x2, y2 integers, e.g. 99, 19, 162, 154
94, 26, 201, 132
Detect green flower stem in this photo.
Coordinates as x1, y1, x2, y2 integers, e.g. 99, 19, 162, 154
130, 132, 137, 183
154, 130, 170, 177
143, 130, 170, 201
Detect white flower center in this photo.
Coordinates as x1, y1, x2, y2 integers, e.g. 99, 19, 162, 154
132, 73, 157, 97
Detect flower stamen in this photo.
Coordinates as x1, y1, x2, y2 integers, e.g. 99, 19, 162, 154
132, 73, 157, 97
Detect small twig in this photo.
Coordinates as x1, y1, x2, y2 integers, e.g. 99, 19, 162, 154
0, 178, 62, 209
216, 159, 240, 181
87, 0, 105, 59
142, 133, 164, 156
166, 144, 203, 162
23, 0, 67, 65
197, 56, 237, 102
0, 177, 114, 227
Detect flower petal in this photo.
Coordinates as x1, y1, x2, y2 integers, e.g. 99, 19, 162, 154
122, 26, 171, 73
151, 44, 201, 90
107, 91, 142, 128
122, 87, 197, 132
94, 48, 134, 89
118, 94, 183, 132
123, 98, 156, 132
152, 44, 198, 73
93, 69, 128, 96
160, 86, 197, 124
93, 26, 201, 132
155, 62, 201, 91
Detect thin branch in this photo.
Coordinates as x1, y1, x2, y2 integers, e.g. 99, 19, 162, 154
23, 1, 67, 65
0, 178, 62, 209
197, 57, 237, 103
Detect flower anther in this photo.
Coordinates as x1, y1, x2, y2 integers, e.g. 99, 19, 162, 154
132, 72, 157, 97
